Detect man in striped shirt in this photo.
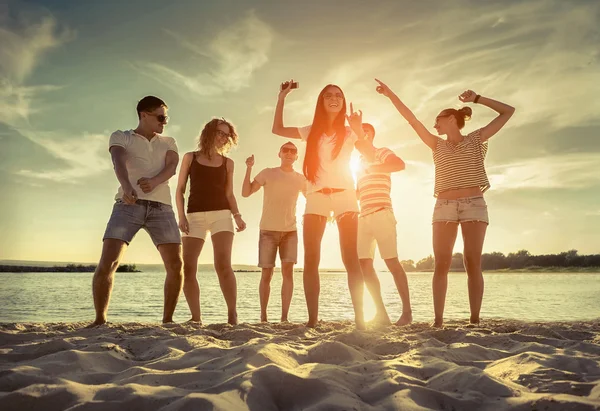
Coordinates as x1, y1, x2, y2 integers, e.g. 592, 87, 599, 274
357, 123, 413, 326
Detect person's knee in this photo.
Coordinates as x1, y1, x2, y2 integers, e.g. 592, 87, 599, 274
341, 249, 360, 271
463, 253, 481, 273
359, 259, 376, 275
214, 259, 233, 276
261, 268, 274, 283
164, 254, 183, 273
434, 255, 452, 273
96, 257, 119, 276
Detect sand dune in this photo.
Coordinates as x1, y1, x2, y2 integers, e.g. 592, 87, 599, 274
1, 320, 599, 410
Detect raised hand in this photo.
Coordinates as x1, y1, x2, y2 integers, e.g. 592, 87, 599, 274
278, 79, 296, 100
374, 78, 394, 98
345, 102, 364, 138
459, 90, 477, 103
245, 155, 255, 168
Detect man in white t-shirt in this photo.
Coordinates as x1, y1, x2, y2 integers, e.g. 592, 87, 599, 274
242, 142, 306, 322
89, 96, 183, 327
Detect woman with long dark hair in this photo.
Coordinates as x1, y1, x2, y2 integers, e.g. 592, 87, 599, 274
175, 118, 246, 325
272, 81, 371, 329
374, 79, 515, 327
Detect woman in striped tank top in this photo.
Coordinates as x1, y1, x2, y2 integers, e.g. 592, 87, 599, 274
374, 79, 515, 327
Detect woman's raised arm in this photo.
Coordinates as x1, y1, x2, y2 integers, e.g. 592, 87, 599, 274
272, 80, 301, 139
375, 78, 438, 150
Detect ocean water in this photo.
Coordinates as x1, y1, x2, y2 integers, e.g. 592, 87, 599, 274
0, 271, 598, 324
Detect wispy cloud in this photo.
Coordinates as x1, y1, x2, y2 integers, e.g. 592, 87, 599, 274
316, 0, 600, 133
0, 14, 73, 127
135, 12, 273, 97
488, 153, 600, 191
14, 129, 111, 182
0, 11, 110, 183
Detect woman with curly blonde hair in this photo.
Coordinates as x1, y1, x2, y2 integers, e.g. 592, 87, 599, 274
175, 118, 246, 324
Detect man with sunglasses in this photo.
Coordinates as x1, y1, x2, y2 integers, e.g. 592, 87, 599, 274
242, 142, 306, 322
90, 96, 183, 327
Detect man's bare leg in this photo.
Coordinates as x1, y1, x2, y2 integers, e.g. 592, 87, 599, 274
158, 243, 183, 323
359, 258, 391, 325
90, 239, 127, 326
259, 267, 274, 322
384, 257, 413, 326
281, 262, 294, 322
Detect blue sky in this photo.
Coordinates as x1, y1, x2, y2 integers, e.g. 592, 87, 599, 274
1, 0, 599, 266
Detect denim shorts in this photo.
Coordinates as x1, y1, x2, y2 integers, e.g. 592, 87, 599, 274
258, 230, 298, 268
103, 199, 181, 246
432, 196, 489, 225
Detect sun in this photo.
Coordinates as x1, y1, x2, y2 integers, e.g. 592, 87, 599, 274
350, 154, 362, 182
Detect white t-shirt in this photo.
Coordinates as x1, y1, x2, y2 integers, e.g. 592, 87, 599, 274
255, 167, 306, 231
108, 129, 178, 205
298, 125, 358, 193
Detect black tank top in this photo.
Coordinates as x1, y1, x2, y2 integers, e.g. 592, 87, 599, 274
187, 153, 230, 213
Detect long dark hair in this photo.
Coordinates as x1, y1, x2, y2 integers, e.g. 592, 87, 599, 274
303, 84, 347, 184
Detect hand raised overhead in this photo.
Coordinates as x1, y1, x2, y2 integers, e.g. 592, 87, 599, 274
459, 89, 478, 103
278, 79, 296, 99
374, 78, 393, 98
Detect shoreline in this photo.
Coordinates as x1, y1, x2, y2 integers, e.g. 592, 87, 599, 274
2, 266, 599, 273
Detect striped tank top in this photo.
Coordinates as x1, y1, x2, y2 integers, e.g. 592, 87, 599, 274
433, 129, 490, 197
357, 147, 395, 216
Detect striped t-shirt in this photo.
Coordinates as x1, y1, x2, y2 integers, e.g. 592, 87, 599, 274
357, 147, 395, 216
433, 128, 490, 197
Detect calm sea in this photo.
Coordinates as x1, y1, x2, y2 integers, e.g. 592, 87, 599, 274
0, 271, 598, 324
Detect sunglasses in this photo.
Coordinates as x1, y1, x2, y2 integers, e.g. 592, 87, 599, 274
215, 129, 233, 139
146, 112, 169, 123
281, 147, 297, 154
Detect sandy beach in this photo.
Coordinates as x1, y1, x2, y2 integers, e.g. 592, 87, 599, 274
1, 320, 599, 410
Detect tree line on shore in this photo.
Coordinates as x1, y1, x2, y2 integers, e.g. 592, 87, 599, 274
0, 264, 140, 273
400, 249, 600, 272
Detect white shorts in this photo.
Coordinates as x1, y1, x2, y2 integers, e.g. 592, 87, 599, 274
183, 210, 234, 240
304, 190, 359, 218
357, 208, 398, 260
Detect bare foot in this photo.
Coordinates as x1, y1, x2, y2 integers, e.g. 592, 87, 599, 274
431, 319, 444, 328
373, 312, 392, 326
86, 319, 107, 328
186, 318, 203, 325
306, 320, 318, 328
470, 316, 480, 325
260, 314, 268, 323
355, 315, 366, 331
395, 312, 412, 326
280, 317, 289, 323
228, 312, 238, 325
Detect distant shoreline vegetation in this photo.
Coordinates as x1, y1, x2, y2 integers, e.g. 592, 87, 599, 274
400, 249, 600, 272
0, 264, 141, 273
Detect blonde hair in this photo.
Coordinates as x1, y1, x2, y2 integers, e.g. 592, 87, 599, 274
197, 117, 239, 159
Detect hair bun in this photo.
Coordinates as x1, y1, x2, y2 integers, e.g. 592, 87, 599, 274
458, 106, 472, 121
